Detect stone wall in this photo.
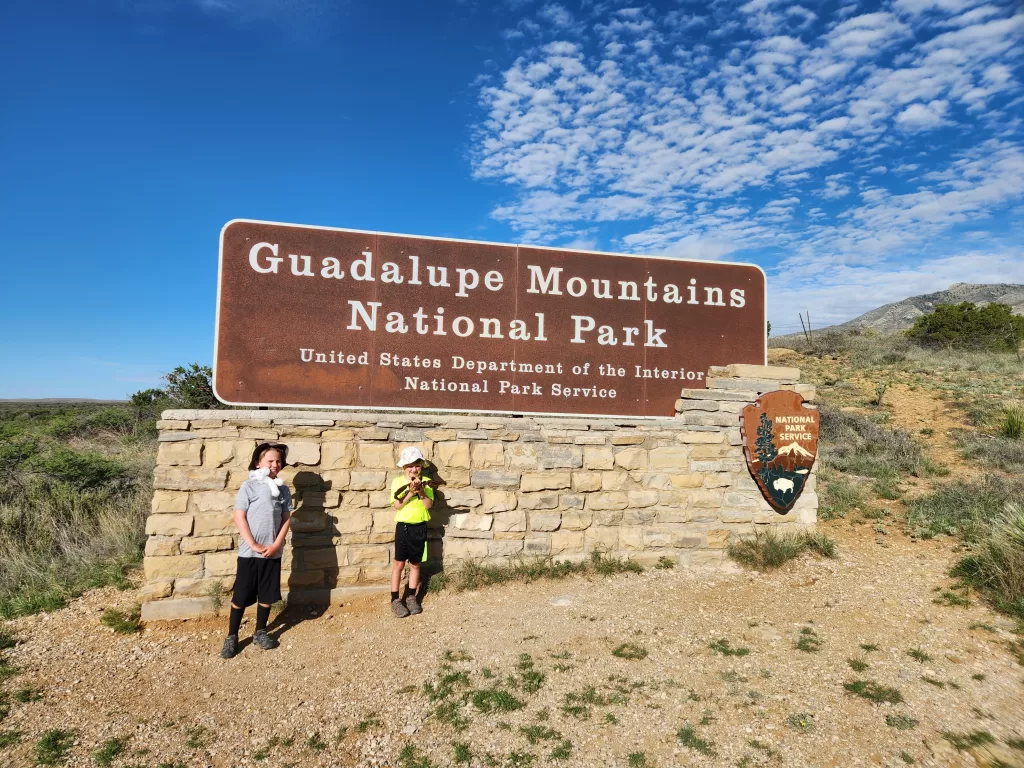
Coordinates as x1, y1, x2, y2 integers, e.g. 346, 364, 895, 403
141, 364, 817, 620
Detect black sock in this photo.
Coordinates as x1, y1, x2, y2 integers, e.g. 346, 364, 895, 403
228, 606, 244, 637
255, 604, 271, 632
404, 585, 417, 599
391, 591, 399, 602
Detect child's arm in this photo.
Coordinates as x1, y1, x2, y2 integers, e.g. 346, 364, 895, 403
262, 502, 291, 559
234, 508, 267, 556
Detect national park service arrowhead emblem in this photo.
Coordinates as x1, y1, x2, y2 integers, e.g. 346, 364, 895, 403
740, 390, 819, 514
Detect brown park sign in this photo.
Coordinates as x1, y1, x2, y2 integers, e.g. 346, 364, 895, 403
740, 390, 819, 513
214, 219, 766, 417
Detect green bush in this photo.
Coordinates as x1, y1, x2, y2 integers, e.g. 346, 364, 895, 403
905, 477, 1022, 542
907, 302, 1024, 352
950, 501, 1024, 622
29, 448, 128, 490
727, 529, 837, 571
819, 406, 930, 478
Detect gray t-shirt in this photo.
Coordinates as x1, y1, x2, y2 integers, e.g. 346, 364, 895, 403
235, 478, 292, 559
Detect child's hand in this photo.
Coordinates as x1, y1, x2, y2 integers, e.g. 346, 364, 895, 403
262, 543, 280, 558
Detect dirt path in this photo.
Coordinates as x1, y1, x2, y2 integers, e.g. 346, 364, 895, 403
880, 384, 976, 483
2, 521, 1022, 768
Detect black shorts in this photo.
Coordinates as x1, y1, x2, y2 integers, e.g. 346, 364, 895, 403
394, 522, 428, 563
232, 557, 283, 608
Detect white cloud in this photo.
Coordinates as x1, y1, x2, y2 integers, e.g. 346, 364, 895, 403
895, 99, 950, 129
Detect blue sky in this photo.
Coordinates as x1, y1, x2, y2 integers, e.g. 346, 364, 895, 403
2, 0, 1022, 399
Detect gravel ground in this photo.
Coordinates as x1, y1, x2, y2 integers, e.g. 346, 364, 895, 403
1, 520, 1022, 768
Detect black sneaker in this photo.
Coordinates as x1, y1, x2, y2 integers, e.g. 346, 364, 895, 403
220, 635, 238, 659
252, 629, 278, 650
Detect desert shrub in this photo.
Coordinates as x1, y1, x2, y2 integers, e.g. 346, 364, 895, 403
953, 430, 1024, 472
29, 448, 128, 490
819, 406, 929, 478
433, 551, 641, 592
819, 476, 867, 519
162, 363, 217, 409
950, 501, 1024, 622
728, 529, 836, 571
906, 477, 1022, 543
907, 302, 1024, 352
1002, 406, 1024, 440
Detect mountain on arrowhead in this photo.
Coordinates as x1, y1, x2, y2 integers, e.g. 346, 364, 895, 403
777, 441, 813, 458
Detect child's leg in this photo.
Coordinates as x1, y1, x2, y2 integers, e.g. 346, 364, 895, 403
228, 602, 244, 637
391, 559, 406, 598
407, 562, 421, 594
255, 603, 272, 633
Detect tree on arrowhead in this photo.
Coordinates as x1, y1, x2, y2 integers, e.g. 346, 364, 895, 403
755, 411, 777, 478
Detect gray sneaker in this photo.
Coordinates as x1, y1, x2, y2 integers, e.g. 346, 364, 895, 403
405, 593, 422, 615
391, 598, 410, 618
252, 629, 278, 650
220, 634, 238, 659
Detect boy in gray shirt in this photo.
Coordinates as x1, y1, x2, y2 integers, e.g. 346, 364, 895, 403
221, 442, 292, 659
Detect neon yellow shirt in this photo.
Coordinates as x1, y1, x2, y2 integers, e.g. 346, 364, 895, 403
391, 475, 434, 524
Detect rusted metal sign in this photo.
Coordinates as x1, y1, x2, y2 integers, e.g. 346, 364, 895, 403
740, 390, 819, 513
215, 219, 766, 417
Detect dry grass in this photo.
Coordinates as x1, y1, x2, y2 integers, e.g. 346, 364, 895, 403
728, 529, 837, 571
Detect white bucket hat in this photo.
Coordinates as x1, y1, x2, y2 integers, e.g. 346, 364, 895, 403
397, 446, 426, 468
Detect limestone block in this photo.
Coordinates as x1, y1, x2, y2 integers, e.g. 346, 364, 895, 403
689, 445, 730, 460
523, 535, 551, 555
573, 434, 607, 445
628, 490, 660, 508
436, 441, 471, 469
155, 467, 227, 491
690, 460, 723, 472
318, 429, 354, 441
152, 491, 188, 514
680, 388, 756, 402
642, 527, 675, 549
614, 447, 647, 470
586, 492, 629, 511
550, 530, 584, 554
706, 529, 731, 549
584, 446, 615, 470
648, 447, 691, 470
471, 442, 505, 469
350, 471, 387, 491
471, 471, 521, 488
706, 377, 786, 393
689, 490, 722, 508
488, 540, 525, 558
145, 537, 179, 557
424, 429, 457, 441
445, 538, 489, 560
203, 440, 248, 469
623, 508, 657, 525
321, 470, 351, 491
372, 508, 395, 530
283, 441, 319, 466
538, 445, 583, 469
675, 399, 720, 411
793, 491, 819, 509
356, 443, 394, 470
720, 509, 754, 523
609, 435, 645, 446
303, 547, 347, 569
795, 507, 817, 525
139, 580, 173, 602
521, 472, 571, 492
334, 508, 373, 534
190, 491, 235, 513
357, 564, 392, 583
325, 567, 362, 587
444, 469, 471, 488
451, 513, 493, 532
559, 494, 585, 509
141, 597, 215, 621
658, 489, 689, 506
571, 472, 602, 492
593, 509, 624, 526
180, 535, 234, 554
584, 527, 619, 552
724, 492, 760, 508
342, 491, 370, 507
145, 514, 193, 536
704, 473, 734, 488
677, 431, 726, 444
157, 441, 202, 467
193, 427, 239, 438
201, 551, 237, 577
287, 570, 326, 587
443, 488, 482, 509
726, 363, 799, 382
144, 554, 202, 580
290, 509, 328, 533
529, 511, 561, 532
560, 511, 593, 530
481, 491, 517, 513
494, 532, 525, 541
793, 383, 816, 401
321, 442, 356, 469
619, 527, 645, 551
520, 492, 559, 510
193, 513, 236, 536
601, 472, 629, 491
505, 444, 538, 470
356, 428, 390, 440
348, 546, 390, 565
655, 508, 691, 524
493, 510, 527, 532
157, 419, 190, 430
298, 490, 342, 508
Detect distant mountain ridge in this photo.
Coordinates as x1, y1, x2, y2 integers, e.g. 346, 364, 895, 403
776, 284, 1024, 338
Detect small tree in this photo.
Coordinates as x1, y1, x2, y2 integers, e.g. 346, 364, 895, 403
908, 302, 1024, 352
163, 363, 217, 409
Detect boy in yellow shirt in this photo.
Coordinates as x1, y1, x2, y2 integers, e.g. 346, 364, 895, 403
390, 447, 434, 617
